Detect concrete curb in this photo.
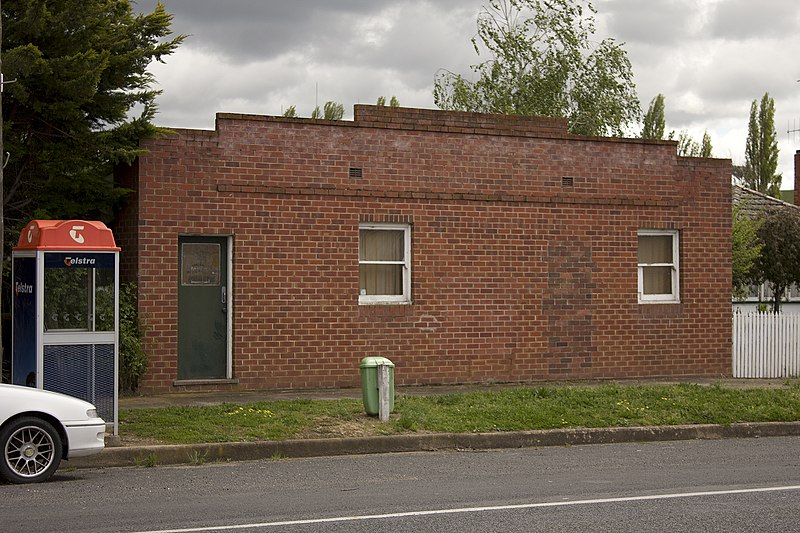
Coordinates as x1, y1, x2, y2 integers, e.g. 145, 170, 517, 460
68, 421, 800, 469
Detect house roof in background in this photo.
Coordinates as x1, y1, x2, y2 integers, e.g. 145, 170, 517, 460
733, 184, 800, 218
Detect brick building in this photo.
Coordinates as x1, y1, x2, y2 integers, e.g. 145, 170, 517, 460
115, 106, 733, 393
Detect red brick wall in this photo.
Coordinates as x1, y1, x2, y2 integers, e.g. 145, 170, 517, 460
795, 150, 799, 206
117, 106, 732, 393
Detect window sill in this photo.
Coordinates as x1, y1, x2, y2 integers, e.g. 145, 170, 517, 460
173, 378, 239, 387
358, 304, 412, 318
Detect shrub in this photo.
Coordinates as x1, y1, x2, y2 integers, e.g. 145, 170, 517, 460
119, 282, 147, 394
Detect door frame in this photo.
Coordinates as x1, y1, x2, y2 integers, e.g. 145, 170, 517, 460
177, 234, 233, 381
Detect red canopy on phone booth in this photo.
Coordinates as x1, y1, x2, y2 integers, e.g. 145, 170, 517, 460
14, 220, 120, 251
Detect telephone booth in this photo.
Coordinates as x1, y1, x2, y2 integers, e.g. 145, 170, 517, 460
11, 220, 120, 434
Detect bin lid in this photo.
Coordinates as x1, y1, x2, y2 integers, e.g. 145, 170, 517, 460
360, 356, 395, 368
14, 220, 120, 251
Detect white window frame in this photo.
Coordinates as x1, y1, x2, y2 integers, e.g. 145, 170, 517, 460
637, 229, 680, 304
358, 223, 411, 305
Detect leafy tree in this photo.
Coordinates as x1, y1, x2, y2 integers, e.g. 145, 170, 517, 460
670, 130, 712, 158
731, 203, 762, 299
641, 93, 713, 158
433, 0, 640, 136
755, 207, 800, 313
377, 96, 400, 107
743, 92, 781, 197
700, 131, 713, 158
310, 101, 344, 120
641, 94, 665, 140
283, 105, 297, 118
323, 101, 344, 120
731, 164, 748, 183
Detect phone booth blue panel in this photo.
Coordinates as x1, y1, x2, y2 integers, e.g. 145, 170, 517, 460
12, 256, 37, 386
11, 220, 120, 434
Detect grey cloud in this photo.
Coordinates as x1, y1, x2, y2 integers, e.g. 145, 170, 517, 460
597, 0, 694, 46
333, 4, 480, 91
706, 0, 800, 40
139, 0, 471, 66
137, 0, 393, 62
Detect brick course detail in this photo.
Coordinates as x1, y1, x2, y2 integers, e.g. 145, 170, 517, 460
115, 105, 733, 393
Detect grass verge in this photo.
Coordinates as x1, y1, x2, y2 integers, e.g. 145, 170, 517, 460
119, 382, 800, 445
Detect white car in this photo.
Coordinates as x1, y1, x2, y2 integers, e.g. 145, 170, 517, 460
0, 383, 106, 484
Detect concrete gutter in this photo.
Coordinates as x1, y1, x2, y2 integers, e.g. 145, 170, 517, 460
69, 421, 800, 469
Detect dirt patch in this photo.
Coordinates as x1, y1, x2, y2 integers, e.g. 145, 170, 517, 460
294, 415, 392, 439
112, 434, 167, 447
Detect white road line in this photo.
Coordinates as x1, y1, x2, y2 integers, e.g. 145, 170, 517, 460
132, 484, 800, 533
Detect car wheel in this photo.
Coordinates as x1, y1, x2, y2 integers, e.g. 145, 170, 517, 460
0, 417, 63, 484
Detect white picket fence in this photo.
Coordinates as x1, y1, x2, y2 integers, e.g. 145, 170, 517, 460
733, 312, 800, 378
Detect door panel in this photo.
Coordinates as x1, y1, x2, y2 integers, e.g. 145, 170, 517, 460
178, 236, 228, 380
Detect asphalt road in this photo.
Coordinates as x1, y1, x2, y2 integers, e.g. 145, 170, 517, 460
2, 436, 800, 532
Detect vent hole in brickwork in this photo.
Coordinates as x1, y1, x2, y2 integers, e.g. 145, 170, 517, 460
561, 176, 574, 187
349, 167, 363, 178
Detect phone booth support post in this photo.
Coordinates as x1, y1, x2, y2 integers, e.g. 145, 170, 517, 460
11, 220, 120, 435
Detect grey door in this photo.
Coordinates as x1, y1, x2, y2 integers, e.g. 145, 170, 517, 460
178, 236, 228, 380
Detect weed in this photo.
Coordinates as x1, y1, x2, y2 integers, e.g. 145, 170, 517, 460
394, 416, 417, 431
187, 449, 208, 465
135, 452, 159, 468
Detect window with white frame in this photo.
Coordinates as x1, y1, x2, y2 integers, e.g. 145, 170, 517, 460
637, 230, 679, 303
359, 223, 411, 304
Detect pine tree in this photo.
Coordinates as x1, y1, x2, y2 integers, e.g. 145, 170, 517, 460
2, 1, 184, 229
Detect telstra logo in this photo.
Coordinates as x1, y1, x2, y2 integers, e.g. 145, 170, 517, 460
63, 257, 96, 267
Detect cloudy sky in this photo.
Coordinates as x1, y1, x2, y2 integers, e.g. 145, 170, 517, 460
135, 0, 800, 188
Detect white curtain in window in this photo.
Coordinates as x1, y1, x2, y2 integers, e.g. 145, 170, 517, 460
642, 266, 672, 295
638, 235, 672, 263
359, 230, 403, 295
638, 235, 674, 296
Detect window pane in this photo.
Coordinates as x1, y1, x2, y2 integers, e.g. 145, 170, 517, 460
746, 283, 760, 299
764, 283, 774, 299
790, 284, 800, 300
360, 264, 403, 295
95, 268, 115, 332
638, 235, 673, 264
359, 230, 403, 262
45, 268, 90, 330
642, 266, 672, 295
181, 243, 220, 286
